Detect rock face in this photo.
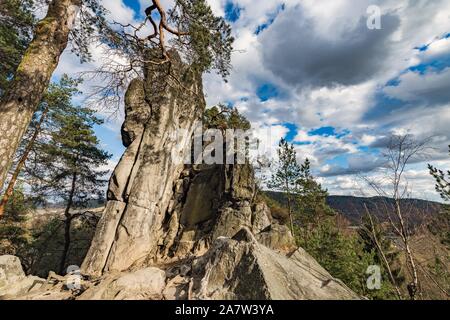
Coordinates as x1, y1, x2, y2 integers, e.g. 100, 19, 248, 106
78, 267, 166, 300
0, 255, 45, 298
192, 233, 358, 299
0, 51, 358, 300
81, 51, 205, 276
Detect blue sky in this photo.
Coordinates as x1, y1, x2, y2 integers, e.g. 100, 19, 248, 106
123, 0, 141, 17
53, 0, 450, 201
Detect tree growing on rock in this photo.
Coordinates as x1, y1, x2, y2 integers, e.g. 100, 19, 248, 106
81, 0, 233, 277
89, 0, 234, 108
203, 104, 250, 131
0, 0, 234, 193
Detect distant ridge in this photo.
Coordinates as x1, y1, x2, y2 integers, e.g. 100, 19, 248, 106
264, 191, 444, 226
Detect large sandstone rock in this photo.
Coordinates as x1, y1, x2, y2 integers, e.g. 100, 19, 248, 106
191, 230, 358, 300
0, 255, 25, 287
78, 267, 166, 300
81, 51, 206, 276
0, 255, 45, 298
256, 223, 297, 253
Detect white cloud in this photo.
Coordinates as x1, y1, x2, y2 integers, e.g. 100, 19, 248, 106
423, 37, 450, 61
101, 0, 135, 24
361, 134, 377, 146
384, 68, 450, 104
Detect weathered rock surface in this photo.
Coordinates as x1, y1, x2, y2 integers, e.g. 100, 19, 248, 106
1, 229, 357, 300
0, 50, 359, 300
81, 51, 205, 276
78, 267, 166, 300
192, 232, 358, 300
0, 255, 45, 298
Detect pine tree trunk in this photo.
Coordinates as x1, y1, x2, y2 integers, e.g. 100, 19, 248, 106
59, 172, 77, 275
0, 0, 80, 192
0, 107, 49, 217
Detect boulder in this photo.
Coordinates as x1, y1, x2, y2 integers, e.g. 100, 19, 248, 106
0, 255, 45, 298
78, 267, 166, 300
0, 255, 25, 287
256, 223, 297, 253
252, 201, 272, 234
192, 235, 359, 300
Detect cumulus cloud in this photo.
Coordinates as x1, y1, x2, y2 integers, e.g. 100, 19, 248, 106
259, 5, 400, 88
101, 0, 136, 24
321, 154, 385, 177
384, 68, 450, 106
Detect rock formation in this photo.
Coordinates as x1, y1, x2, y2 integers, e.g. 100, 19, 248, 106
0, 51, 358, 300
0, 255, 45, 298
81, 51, 205, 276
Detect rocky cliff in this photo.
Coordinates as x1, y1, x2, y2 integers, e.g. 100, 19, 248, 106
0, 51, 358, 300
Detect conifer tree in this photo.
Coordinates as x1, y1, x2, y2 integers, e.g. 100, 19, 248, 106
269, 138, 301, 235
295, 158, 334, 236
0, 75, 81, 217
31, 101, 111, 274
0, 184, 32, 257
291, 158, 399, 299
429, 145, 450, 202
358, 212, 404, 299
0, 0, 36, 94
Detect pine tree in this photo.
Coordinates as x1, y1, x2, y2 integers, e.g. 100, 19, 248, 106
269, 139, 301, 235
202, 104, 250, 131
290, 158, 399, 299
0, 0, 36, 94
0, 0, 107, 190
428, 145, 450, 296
31, 103, 111, 274
0, 75, 81, 216
0, 184, 32, 256
297, 215, 398, 299
295, 158, 334, 235
428, 145, 450, 246
358, 212, 404, 299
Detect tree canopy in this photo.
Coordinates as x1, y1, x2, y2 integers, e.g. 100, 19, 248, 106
0, 0, 36, 94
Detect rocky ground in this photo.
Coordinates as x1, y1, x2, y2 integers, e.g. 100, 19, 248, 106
0, 231, 358, 300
